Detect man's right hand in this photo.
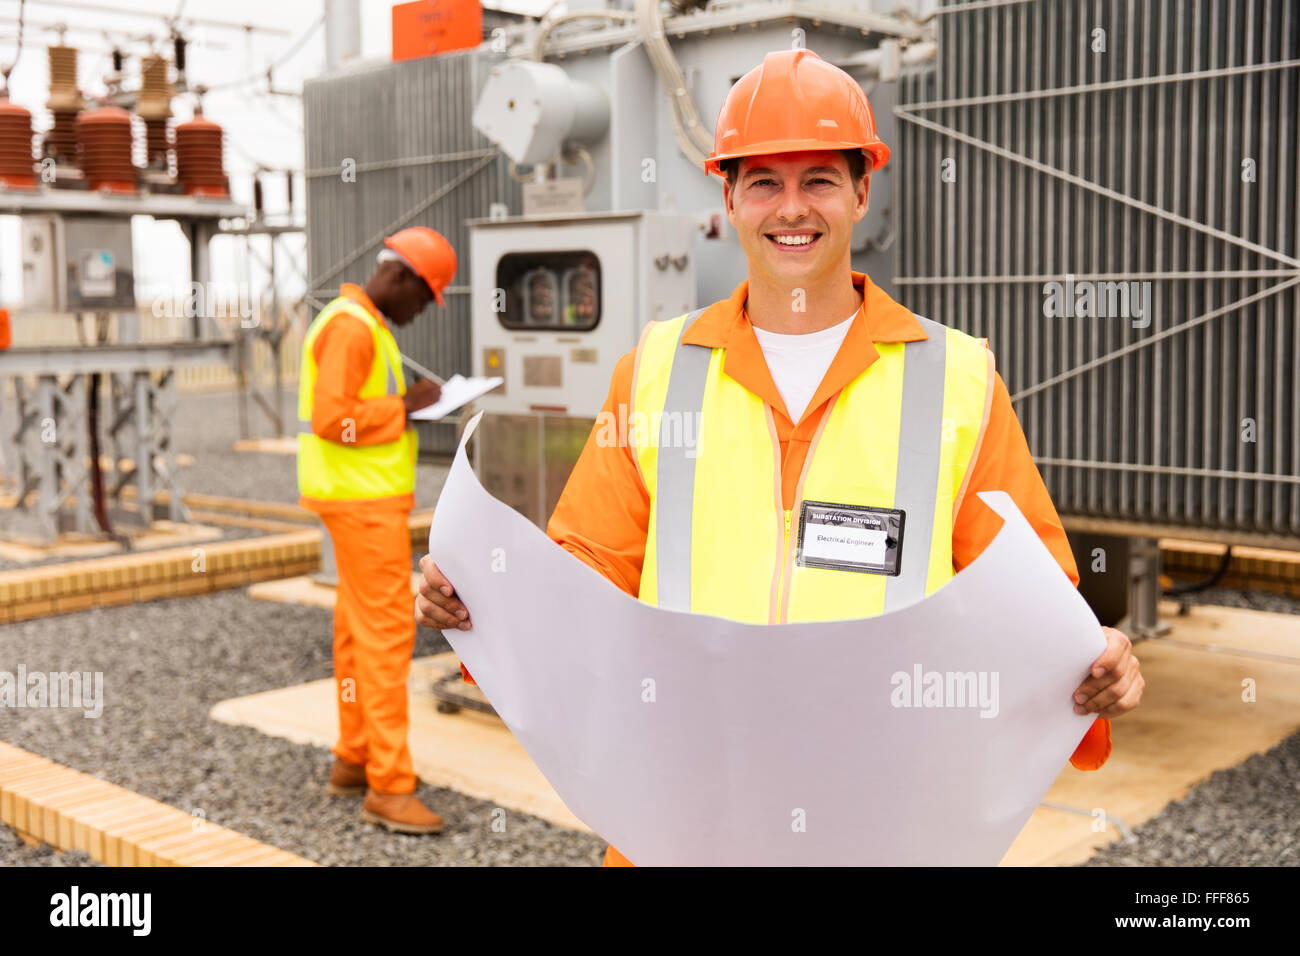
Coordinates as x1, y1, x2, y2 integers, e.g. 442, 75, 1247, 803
403, 378, 441, 413
415, 554, 471, 630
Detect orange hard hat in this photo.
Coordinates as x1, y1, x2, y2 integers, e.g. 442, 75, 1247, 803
384, 227, 457, 306
704, 48, 890, 179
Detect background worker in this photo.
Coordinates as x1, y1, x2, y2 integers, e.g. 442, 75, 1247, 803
416, 50, 1144, 864
298, 226, 456, 835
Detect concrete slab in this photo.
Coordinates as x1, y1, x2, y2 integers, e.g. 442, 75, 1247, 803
232, 437, 300, 455
247, 572, 423, 609
0, 521, 224, 564
1001, 601, 1300, 865
210, 653, 589, 832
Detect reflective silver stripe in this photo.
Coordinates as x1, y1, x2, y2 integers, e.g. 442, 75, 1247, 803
653, 310, 711, 612
385, 358, 399, 396
884, 316, 948, 612
297, 420, 312, 434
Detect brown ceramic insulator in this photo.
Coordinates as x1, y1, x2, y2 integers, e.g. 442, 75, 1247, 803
175, 115, 228, 197
0, 99, 37, 188
144, 116, 173, 167
46, 46, 83, 113
77, 105, 138, 194
44, 109, 80, 163
136, 56, 173, 120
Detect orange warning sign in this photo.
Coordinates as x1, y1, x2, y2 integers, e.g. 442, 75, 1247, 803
392, 0, 483, 62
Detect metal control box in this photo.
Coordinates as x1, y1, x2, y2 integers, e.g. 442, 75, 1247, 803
21, 215, 135, 311
467, 210, 698, 525
469, 210, 697, 418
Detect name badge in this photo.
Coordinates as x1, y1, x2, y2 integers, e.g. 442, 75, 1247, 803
795, 500, 904, 576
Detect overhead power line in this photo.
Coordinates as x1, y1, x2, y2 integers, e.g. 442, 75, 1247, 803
0, 0, 26, 87
1, 0, 293, 36
203, 15, 322, 93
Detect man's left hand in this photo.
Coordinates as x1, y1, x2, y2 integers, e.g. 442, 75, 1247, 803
1072, 626, 1144, 718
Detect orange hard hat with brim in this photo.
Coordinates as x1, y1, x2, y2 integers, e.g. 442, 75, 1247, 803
384, 227, 457, 306
704, 48, 890, 178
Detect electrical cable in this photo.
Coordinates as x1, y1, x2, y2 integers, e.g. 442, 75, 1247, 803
1, 0, 26, 89
634, 0, 713, 169
1164, 547, 1235, 596
528, 7, 632, 62
203, 14, 322, 93
561, 144, 596, 196
507, 157, 549, 182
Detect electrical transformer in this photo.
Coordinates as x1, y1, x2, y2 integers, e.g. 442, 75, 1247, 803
468, 209, 697, 524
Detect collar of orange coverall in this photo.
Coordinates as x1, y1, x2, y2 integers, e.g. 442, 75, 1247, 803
679, 270, 930, 428
339, 282, 391, 330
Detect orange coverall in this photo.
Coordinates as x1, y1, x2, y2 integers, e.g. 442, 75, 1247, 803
301, 283, 419, 795
535, 272, 1110, 867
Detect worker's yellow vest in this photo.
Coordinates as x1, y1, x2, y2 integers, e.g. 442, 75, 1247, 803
297, 296, 416, 501
633, 310, 993, 623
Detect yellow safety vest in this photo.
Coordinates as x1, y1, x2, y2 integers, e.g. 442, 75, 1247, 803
633, 309, 993, 623
297, 296, 417, 501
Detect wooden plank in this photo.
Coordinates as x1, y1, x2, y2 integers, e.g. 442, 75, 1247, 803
120, 821, 212, 867
76, 800, 169, 861
162, 831, 258, 867
104, 815, 193, 867
134, 827, 232, 867
0, 763, 64, 825
0, 741, 316, 867
223, 844, 301, 867
38, 781, 120, 848
184, 840, 286, 868
9, 773, 102, 840
0, 528, 324, 622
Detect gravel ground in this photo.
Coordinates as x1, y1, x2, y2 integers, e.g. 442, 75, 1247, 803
1081, 731, 1300, 866
0, 824, 99, 866
1167, 584, 1300, 616
1080, 585, 1300, 866
0, 589, 606, 866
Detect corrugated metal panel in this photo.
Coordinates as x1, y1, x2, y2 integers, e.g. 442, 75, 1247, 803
897, 0, 1299, 539
303, 51, 521, 454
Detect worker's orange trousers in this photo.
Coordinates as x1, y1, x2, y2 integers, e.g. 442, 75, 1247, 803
322, 507, 417, 794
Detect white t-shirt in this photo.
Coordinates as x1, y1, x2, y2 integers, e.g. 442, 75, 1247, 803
750, 311, 858, 423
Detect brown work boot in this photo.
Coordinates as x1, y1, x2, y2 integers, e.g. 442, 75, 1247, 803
327, 757, 368, 796
361, 790, 444, 835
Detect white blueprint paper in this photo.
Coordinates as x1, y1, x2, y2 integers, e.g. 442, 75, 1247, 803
407, 374, 504, 421
428, 411, 1105, 866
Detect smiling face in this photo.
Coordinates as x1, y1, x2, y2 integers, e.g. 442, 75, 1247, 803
722, 150, 869, 293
